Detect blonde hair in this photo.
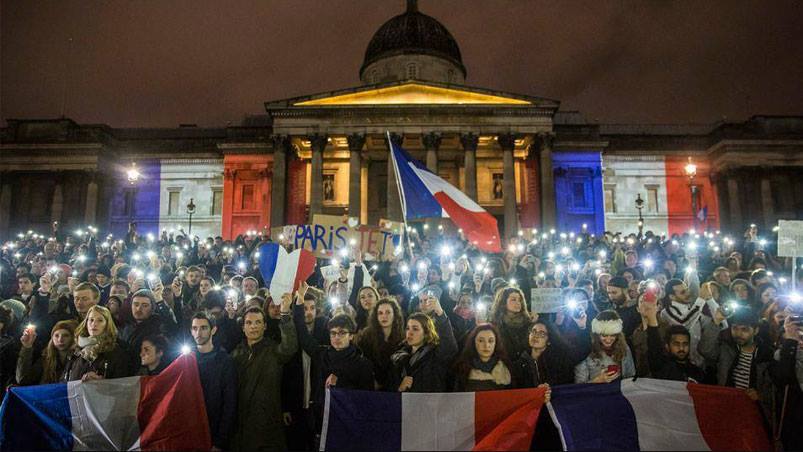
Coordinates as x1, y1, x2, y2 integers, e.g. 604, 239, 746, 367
75, 305, 118, 354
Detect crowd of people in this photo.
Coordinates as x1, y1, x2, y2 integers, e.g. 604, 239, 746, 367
0, 221, 801, 450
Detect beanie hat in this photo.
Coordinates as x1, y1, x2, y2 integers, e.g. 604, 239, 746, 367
608, 276, 628, 289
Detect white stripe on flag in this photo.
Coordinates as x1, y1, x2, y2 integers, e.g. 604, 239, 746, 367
410, 163, 486, 215
401, 392, 475, 451
67, 377, 142, 451
269, 247, 299, 302
620, 379, 710, 451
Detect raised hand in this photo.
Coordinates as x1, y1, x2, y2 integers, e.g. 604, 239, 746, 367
280, 293, 293, 314
398, 376, 414, 392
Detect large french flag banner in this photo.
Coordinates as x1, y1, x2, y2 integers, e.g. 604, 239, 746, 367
389, 136, 502, 252
548, 378, 771, 451
0, 354, 210, 451
320, 387, 546, 451
259, 242, 317, 302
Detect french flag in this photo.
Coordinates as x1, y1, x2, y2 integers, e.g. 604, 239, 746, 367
389, 136, 502, 252
320, 387, 546, 451
0, 354, 210, 451
258, 242, 317, 302
548, 378, 771, 451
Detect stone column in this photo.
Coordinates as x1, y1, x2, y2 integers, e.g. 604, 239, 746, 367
536, 133, 556, 227
270, 135, 289, 227
84, 172, 99, 225
423, 132, 442, 174
460, 133, 479, 201
498, 133, 518, 240
387, 133, 403, 220
347, 133, 366, 220
0, 173, 12, 239
727, 174, 742, 228
760, 176, 774, 228
308, 133, 328, 218
51, 172, 65, 225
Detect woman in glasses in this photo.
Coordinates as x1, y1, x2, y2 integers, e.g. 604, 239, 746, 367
513, 319, 580, 388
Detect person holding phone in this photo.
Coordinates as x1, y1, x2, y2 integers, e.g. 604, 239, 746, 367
574, 310, 636, 383
16, 320, 77, 385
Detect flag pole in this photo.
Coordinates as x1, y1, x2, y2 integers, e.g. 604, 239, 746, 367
387, 131, 415, 260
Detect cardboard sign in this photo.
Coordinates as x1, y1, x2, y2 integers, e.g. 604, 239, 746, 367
777, 220, 803, 257
270, 215, 400, 260
530, 288, 564, 313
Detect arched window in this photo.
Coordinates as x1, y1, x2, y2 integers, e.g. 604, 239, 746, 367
406, 63, 418, 80
370, 69, 378, 84
447, 69, 455, 83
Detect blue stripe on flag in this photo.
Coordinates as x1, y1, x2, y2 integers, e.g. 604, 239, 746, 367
0, 383, 74, 451
390, 142, 443, 220
323, 388, 401, 451
258, 242, 281, 285
548, 382, 640, 451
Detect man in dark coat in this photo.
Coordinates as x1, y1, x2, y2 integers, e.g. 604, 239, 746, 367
231, 295, 297, 451
190, 312, 237, 451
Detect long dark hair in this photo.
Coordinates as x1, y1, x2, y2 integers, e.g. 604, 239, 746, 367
453, 323, 512, 389
358, 297, 405, 359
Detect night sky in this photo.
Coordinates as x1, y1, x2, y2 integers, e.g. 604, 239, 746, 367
2, 0, 802, 128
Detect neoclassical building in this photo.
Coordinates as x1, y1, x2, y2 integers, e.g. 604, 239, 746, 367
2, 1, 802, 241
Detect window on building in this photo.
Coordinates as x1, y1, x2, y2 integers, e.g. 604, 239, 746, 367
168, 191, 181, 216
604, 185, 616, 213
406, 63, 418, 80
241, 184, 255, 210
370, 70, 378, 84
447, 69, 455, 83
571, 181, 589, 209
646, 185, 659, 213
211, 189, 223, 215
492, 173, 504, 199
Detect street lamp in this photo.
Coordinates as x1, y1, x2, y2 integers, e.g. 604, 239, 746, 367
186, 198, 196, 236
684, 157, 698, 229
635, 193, 645, 237
126, 162, 140, 184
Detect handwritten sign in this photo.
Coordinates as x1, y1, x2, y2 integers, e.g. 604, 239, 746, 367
778, 220, 803, 257
270, 215, 400, 260
530, 288, 564, 313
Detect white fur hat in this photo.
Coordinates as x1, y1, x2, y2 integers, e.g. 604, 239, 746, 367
591, 317, 623, 335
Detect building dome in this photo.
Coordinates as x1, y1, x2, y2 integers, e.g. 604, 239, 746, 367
360, 0, 466, 84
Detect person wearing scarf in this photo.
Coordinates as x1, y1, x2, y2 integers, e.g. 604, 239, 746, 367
448, 286, 478, 349
453, 323, 512, 391
391, 295, 458, 393
489, 287, 534, 360
62, 305, 135, 382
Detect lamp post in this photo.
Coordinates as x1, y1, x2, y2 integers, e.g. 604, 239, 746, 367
684, 157, 698, 230
635, 193, 645, 238
126, 162, 140, 185
186, 198, 196, 236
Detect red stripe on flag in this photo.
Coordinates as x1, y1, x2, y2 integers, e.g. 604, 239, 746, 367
433, 192, 501, 252
473, 387, 545, 451
293, 248, 317, 293
686, 382, 771, 451
138, 354, 212, 451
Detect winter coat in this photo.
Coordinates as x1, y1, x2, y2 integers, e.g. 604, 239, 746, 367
231, 316, 297, 451
630, 319, 668, 377
16, 346, 70, 385
390, 313, 458, 392
496, 318, 531, 360
196, 347, 238, 450
646, 325, 705, 382
283, 316, 328, 414
354, 326, 400, 391
294, 307, 374, 406
512, 346, 580, 388
770, 339, 803, 451
61, 339, 136, 381
0, 334, 19, 392
574, 344, 636, 383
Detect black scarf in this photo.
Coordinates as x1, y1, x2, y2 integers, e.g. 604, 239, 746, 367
472, 356, 499, 373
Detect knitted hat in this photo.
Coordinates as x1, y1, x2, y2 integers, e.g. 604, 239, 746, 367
608, 276, 628, 289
